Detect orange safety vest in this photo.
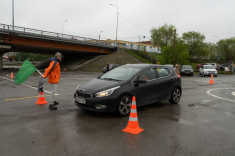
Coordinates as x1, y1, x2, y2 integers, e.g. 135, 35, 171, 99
43, 61, 60, 84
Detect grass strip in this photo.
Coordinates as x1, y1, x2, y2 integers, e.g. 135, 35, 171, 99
125, 49, 152, 64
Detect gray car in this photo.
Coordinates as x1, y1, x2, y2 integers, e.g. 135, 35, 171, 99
180, 65, 194, 76
102, 64, 119, 73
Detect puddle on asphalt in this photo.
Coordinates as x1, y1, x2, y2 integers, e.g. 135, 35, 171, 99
179, 119, 194, 126
200, 100, 211, 104
188, 104, 199, 108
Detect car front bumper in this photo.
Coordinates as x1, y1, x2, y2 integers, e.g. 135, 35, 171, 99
74, 92, 117, 112
180, 71, 193, 75
204, 72, 217, 76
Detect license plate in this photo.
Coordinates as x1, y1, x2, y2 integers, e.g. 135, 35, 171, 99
76, 97, 86, 104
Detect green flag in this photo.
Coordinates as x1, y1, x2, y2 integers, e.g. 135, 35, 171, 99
14, 59, 37, 84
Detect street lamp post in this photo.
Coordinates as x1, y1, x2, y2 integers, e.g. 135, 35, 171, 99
62, 20, 67, 37
12, 0, 14, 30
99, 31, 102, 43
172, 28, 176, 56
215, 36, 220, 62
110, 4, 118, 47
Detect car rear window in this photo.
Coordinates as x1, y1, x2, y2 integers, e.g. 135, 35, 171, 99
157, 68, 170, 78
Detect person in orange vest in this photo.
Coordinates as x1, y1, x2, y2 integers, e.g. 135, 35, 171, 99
175, 63, 180, 75
41, 52, 63, 110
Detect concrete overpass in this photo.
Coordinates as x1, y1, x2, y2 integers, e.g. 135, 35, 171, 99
0, 23, 117, 70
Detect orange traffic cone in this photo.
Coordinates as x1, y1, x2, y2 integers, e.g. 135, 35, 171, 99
35, 92, 48, 105
10, 72, 14, 78
209, 74, 214, 84
123, 96, 144, 135
64, 68, 66, 71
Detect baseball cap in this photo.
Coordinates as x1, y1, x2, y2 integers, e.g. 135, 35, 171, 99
55, 52, 64, 57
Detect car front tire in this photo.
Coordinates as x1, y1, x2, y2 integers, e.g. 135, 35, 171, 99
116, 95, 132, 117
169, 87, 181, 104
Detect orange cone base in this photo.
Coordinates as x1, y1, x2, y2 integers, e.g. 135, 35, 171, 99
209, 80, 214, 84
35, 92, 48, 105
35, 101, 48, 105
123, 127, 144, 135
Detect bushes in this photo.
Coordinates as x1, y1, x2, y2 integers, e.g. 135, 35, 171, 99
125, 49, 153, 64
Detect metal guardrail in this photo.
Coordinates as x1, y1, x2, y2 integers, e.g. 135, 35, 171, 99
0, 23, 116, 49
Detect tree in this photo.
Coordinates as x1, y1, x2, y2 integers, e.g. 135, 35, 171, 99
150, 24, 176, 48
218, 37, 235, 62
204, 42, 217, 59
159, 40, 190, 65
182, 31, 209, 58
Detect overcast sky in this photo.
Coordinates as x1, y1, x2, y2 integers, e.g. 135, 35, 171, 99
1, 0, 235, 43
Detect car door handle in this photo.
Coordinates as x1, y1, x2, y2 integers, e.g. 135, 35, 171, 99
154, 83, 159, 86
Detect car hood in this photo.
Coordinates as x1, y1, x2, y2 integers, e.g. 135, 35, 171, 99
204, 69, 217, 71
78, 78, 123, 92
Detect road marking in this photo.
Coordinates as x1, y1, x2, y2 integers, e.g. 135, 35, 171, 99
232, 92, 235, 96
207, 88, 235, 103
5, 95, 51, 101
0, 76, 59, 95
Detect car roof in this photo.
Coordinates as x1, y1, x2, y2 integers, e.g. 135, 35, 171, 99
123, 64, 168, 68
203, 65, 213, 66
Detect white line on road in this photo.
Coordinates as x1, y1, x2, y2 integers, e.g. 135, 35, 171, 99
0, 76, 59, 95
232, 92, 235, 96
207, 88, 235, 103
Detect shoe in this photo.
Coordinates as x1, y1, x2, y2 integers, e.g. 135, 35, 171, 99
54, 101, 59, 105
49, 104, 57, 110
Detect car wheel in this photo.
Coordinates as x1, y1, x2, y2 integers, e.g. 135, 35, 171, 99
169, 87, 181, 104
116, 95, 132, 117
191, 73, 193, 76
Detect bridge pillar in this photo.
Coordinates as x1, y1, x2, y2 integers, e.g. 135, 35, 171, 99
0, 45, 11, 70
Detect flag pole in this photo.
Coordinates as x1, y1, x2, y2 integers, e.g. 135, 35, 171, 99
37, 70, 43, 76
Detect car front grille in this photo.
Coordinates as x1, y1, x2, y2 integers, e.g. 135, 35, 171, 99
185, 70, 191, 72
76, 90, 92, 99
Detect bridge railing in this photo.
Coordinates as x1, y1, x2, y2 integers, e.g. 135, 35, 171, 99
0, 23, 161, 55
0, 23, 115, 48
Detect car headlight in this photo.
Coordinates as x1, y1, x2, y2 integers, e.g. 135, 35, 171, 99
96, 86, 120, 97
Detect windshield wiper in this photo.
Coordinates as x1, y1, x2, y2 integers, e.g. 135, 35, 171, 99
103, 78, 120, 81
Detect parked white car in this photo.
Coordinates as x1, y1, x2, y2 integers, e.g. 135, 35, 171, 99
199, 65, 218, 77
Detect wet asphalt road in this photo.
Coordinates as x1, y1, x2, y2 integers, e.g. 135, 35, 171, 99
0, 70, 235, 156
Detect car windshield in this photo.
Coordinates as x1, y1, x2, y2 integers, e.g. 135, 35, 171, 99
182, 66, 192, 69
100, 66, 141, 81
204, 66, 214, 69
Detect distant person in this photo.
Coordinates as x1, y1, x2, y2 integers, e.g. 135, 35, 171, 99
175, 63, 180, 74
157, 62, 160, 65
41, 52, 63, 110
106, 63, 110, 72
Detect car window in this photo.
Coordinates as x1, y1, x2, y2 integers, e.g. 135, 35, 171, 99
182, 66, 192, 69
157, 68, 170, 78
138, 68, 156, 81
